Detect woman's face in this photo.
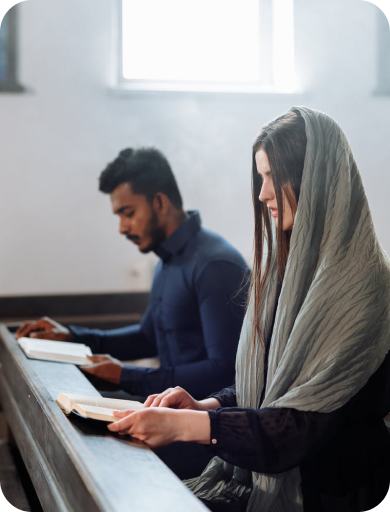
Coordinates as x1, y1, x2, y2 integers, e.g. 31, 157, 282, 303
256, 149, 295, 231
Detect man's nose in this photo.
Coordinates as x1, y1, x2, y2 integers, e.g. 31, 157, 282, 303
119, 218, 130, 235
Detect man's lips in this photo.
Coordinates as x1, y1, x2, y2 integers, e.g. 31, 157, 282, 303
126, 236, 140, 244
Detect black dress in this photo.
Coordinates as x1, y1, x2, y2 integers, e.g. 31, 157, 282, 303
206, 351, 390, 512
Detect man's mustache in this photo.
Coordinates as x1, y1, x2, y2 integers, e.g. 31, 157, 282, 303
126, 235, 139, 242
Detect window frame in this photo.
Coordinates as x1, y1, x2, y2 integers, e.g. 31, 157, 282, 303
0, 6, 24, 93
375, 8, 390, 95
116, 0, 296, 94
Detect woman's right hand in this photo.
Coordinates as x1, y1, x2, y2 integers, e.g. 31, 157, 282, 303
144, 386, 202, 410
143, 386, 221, 411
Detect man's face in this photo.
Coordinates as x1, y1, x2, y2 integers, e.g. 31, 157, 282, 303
110, 182, 166, 253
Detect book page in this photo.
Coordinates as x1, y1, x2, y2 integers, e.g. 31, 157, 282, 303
18, 338, 93, 365
18, 338, 92, 357
59, 393, 143, 411
75, 404, 119, 422
56, 393, 73, 414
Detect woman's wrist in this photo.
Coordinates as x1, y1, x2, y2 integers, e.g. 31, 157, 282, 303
198, 397, 221, 411
176, 410, 211, 444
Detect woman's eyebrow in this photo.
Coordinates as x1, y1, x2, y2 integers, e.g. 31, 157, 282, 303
258, 170, 272, 177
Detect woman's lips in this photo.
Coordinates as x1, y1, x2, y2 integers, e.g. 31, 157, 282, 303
269, 208, 278, 217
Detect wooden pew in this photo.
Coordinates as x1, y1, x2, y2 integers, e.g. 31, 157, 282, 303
0, 324, 207, 512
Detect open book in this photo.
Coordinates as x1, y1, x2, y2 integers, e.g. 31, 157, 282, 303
56, 393, 143, 422
18, 337, 93, 365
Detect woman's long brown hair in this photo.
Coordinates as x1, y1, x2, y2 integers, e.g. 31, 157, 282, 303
250, 110, 307, 347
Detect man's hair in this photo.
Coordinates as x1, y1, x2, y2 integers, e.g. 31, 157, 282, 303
99, 147, 183, 209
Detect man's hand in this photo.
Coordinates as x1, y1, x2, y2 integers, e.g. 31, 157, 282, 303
15, 316, 72, 341
107, 408, 210, 447
80, 355, 123, 384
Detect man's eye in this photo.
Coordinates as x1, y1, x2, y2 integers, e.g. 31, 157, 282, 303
125, 212, 134, 218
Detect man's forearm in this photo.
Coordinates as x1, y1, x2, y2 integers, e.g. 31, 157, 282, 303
69, 324, 156, 360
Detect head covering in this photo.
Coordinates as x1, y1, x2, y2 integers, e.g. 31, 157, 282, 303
186, 107, 390, 511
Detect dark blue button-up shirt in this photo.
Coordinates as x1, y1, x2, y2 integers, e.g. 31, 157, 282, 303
70, 211, 249, 398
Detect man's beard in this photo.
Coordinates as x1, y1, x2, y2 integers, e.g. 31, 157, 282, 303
139, 211, 166, 253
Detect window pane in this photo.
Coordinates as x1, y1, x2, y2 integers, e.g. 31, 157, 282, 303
122, 0, 260, 83
273, 0, 296, 91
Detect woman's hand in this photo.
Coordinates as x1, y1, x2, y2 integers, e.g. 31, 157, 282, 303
143, 386, 222, 412
143, 386, 201, 410
107, 407, 210, 447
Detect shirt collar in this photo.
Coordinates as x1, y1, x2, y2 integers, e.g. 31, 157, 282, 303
154, 210, 202, 262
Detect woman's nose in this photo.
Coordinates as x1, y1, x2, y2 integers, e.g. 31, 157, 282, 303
259, 182, 269, 203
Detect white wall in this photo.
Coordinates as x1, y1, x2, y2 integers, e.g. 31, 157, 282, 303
0, 0, 389, 296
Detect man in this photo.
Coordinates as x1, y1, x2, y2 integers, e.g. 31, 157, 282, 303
16, 147, 249, 401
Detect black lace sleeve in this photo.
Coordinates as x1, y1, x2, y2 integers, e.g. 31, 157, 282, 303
208, 384, 237, 408
206, 351, 390, 476
207, 405, 344, 474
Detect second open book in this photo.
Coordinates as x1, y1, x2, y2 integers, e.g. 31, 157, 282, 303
56, 393, 143, 422
18, 337, 93, 365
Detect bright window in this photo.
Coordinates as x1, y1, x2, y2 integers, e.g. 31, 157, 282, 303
119, 0, 296, 93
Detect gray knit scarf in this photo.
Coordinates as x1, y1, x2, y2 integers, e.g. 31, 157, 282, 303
186, 107, 390, 511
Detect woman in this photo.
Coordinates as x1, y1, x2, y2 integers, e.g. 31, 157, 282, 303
108, 107, 390, 512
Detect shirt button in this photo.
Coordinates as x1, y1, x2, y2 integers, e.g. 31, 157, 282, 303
211, 438, 217, 445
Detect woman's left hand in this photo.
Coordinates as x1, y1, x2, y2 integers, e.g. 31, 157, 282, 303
107, 408, 210, 447
107, 408, 182, 447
